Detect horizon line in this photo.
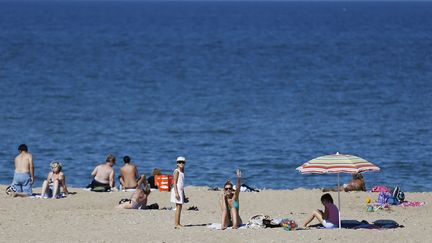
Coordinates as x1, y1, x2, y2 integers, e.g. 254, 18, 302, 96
1, 0, 432, 2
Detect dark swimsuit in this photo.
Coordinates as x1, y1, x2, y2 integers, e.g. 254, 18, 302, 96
87, 179, 110, 191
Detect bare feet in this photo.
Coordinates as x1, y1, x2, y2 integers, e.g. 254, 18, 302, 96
174, 224, 184, 229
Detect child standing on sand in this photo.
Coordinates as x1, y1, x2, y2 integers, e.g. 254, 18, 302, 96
170, 156, 187, 229
302, 193, 339, 229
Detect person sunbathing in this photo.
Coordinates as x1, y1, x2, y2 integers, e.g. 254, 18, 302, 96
116, 186, 150, 209
323, 172, 366, 192
220, 169, 242, 230
41, 161, 69, 199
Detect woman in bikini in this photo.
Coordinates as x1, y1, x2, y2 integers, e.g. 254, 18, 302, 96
220, 169, 242, 230
323, 172, 366, 192
116, 186, 150, 209
41, 161, 69, 199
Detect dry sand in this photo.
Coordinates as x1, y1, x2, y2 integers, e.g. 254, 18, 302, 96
0, 185, 431, 243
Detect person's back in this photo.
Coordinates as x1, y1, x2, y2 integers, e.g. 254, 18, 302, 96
323, 172, 366, 192
87, 154, 116, 191
120, 163, 138, 188
93, 164, 114, 184
119, 156, 146, 190
8, 144, 34, 197
350, 178, 366, 191
345, 173, 366, 192
324, 202, 339, 225
15, 151, 33, 173
302, 193, 339, 229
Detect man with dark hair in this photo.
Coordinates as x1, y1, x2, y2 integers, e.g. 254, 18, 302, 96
7, 144, 34, 197
18, 144, 28, 152
119, 155, 147, 191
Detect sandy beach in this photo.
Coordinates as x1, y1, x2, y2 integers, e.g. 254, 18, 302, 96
0, 185, 430, 243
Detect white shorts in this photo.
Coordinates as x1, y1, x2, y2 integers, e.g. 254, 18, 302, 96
322, 220, 336, 229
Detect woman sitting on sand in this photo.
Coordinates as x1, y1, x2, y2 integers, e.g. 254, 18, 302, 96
41, 161, 69, 199
116, 186, 151, 209
220, 169, 242, 230
302, 193, 339, 229
323, 172, 366, 192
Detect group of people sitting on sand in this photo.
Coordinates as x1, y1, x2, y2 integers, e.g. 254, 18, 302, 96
6, 144, 367, 229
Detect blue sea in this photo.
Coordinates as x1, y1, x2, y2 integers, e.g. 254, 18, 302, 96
0, 1, 431, 192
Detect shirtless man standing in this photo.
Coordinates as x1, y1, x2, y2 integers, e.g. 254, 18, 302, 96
119, 156, 146, 191
8, 144, 34, 197
87, 154, 116, 191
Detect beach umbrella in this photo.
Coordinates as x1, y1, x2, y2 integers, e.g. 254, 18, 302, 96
296, 152, 380, 229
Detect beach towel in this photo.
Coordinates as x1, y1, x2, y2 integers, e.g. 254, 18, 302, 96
123, 188, 136, 192
240, 184, 260, 192
247, 215, 271, 229
340, 220, 403, 230
207, 223, 248, 230
399, 201, 426, 208
30, 193, 67, 199
371, 185, 390, 193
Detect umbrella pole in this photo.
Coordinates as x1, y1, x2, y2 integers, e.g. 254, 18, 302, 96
338, 172, 341, 229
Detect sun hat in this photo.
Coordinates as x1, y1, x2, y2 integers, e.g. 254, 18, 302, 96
176, 156, 186, 162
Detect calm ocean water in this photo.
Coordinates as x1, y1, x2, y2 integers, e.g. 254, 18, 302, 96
0, 1, 431, 192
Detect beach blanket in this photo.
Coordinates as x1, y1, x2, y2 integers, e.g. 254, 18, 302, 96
340, 220, 403, 230
400, 201, 426, 207
207, 223, 248, 230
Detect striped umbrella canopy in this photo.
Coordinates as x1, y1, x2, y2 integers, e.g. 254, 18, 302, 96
296, 152, 380, 229
296, 152, 380, 174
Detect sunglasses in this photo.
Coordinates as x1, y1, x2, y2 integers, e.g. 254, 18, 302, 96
224, 187, 233, 191
177, 161, 185, 164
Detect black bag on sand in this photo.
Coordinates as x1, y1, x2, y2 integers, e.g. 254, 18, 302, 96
146, 203, 159, 210
392, 186, 405, 201
391, 186, 400, 199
